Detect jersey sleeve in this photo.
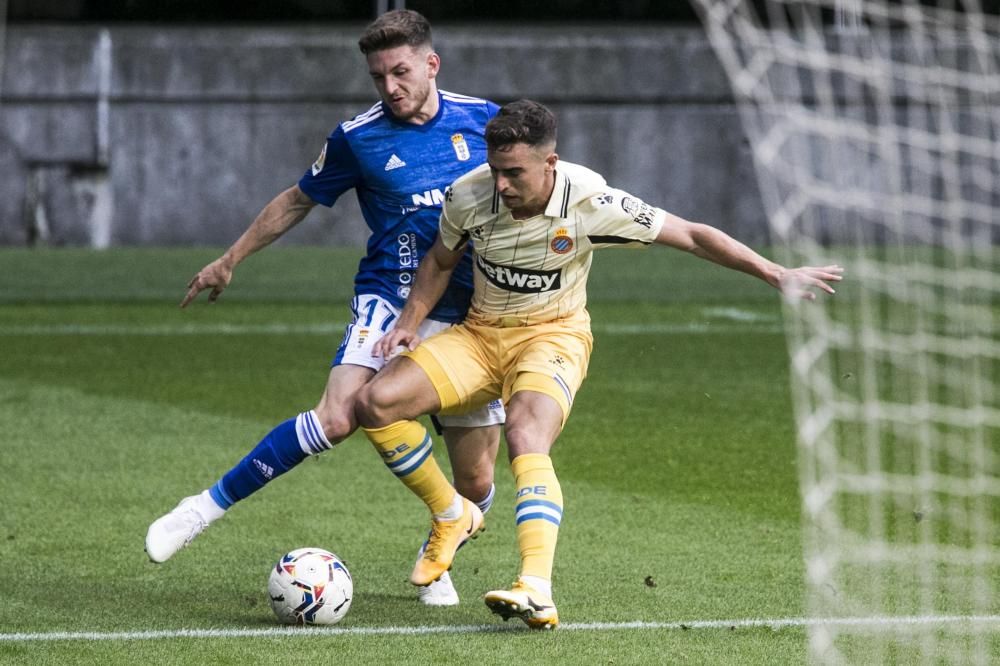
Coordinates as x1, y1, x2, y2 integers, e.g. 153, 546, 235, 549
297, 126, 363, 207
583, 188, 666, 249
437, 186, 471, 252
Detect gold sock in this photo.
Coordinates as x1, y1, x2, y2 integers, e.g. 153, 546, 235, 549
511, 453, 563, 581
364, 420, 456, 516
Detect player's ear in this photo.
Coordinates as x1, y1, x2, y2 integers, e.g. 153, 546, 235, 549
545, 151, 559, 171
425, 52, 440, 79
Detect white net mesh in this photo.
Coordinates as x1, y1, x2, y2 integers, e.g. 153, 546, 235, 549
690, 0, 999, 662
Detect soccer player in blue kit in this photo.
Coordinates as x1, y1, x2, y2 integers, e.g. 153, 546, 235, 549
145, 10, 503, 607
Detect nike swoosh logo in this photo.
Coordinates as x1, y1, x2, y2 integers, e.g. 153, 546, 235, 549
528, 599, 553, 611
465, 517, 475, 536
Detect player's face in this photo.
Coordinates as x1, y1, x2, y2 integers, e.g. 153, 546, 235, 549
488, 143, 559, 218
366, 45, 440, 124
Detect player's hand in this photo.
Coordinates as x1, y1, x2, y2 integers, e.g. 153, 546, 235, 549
180, 257, 234, 308
777, 264, 844, 301
373, 327, 422, 359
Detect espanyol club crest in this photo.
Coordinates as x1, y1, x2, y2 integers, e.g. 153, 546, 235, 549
551, 228, 573, 254
451, 133, 471, 161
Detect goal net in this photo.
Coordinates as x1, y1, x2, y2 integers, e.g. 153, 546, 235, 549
690, 0, 999, 663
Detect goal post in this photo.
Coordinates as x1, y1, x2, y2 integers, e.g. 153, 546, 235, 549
690, 0, 999, 663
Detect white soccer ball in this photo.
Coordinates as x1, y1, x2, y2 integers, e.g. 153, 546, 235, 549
268, 547, 353, 625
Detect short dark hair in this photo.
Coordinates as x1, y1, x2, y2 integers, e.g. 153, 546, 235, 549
485, 100, 558, 152
358, 9, 433, 55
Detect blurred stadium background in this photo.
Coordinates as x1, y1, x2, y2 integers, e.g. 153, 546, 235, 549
0, 0, 766, 249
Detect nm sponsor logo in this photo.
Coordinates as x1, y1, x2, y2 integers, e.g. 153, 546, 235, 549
411, 189, 446, 206
475, 254, 561, 294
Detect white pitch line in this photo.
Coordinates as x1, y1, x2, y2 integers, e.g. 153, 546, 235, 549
703, 307, 778, 323
3, 615, 999, 643
596, 322, 783, 335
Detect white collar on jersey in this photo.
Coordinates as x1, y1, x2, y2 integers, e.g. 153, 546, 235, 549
542, 169, 574, 219
490, 161, 607, 219
489, 168, 571, 219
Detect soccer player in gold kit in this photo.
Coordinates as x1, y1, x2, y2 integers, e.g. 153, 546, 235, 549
355, 99, 843, 629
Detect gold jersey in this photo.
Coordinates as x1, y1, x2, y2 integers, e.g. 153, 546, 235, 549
439, 160, 666, 327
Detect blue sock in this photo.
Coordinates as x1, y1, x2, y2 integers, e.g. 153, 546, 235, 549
209, 411, 332, 509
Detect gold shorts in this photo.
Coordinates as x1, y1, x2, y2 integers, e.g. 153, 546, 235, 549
403, 311, 593, 423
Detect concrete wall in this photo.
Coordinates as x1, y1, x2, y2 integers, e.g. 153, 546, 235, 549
0, 24, 767, 248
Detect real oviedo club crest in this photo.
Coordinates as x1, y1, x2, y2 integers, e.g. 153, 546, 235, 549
451, 134, 471, 161
551, 228, 573, 254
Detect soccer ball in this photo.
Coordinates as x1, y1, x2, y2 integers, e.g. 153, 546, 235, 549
268, 547, 353, 625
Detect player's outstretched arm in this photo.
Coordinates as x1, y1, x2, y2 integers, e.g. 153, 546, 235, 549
181, 185, 316, 307
654, 212, 843, 301
374, 235, 466, 357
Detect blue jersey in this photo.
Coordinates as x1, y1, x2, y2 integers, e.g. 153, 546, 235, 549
298, 91, 499, 323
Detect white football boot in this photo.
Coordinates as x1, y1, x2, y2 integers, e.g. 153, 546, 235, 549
145, 493, 213, 563
417, 570, 460, 606
415, 536, 460, 606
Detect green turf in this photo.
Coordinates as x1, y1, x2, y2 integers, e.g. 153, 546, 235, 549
0, 247, 813, 663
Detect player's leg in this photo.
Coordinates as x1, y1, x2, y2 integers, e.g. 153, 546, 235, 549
416, 406, 504, 605
357, 355, 480, 587
145, 363, 372, 563
484, 387, 564, 629
356, 355, 452, 514
356, 326, 499, 585
417, 321, 503, 511
444, 423, 501, 510
206, 363, 372, 510
485, 324, 590, 629
145, 295, 390, 564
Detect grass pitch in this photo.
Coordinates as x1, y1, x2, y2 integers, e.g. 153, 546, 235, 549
1, 246, 808, 664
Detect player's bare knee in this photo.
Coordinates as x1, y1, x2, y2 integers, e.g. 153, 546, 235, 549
503, 423, 552, 458
451, 452, 494, 499
314, 409, 355, 444
353, 385, 377, 427
455, 472, 493, 505
355, 381, 395, 428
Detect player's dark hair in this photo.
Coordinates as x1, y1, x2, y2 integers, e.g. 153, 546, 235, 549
485, 100, 558, 151
358, 9, 433, 54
